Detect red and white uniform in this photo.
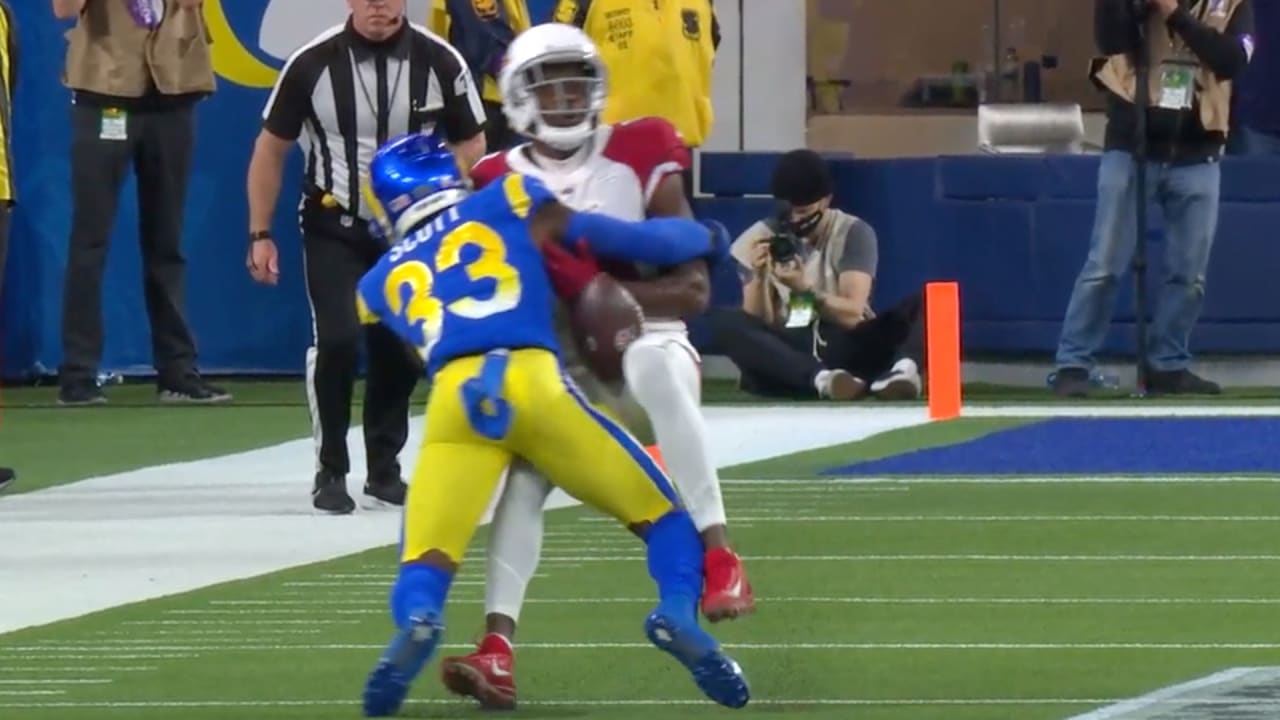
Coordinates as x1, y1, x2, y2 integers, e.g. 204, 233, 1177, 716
471, 117, 693, 337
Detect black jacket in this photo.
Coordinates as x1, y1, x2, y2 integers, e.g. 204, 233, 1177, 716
1095, 0, 1254, 162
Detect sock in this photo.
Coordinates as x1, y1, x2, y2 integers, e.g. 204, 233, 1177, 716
484, 463, 552, 622
643, 510, 705, 620
389, 563, 453, 629
623, 339, 728, 532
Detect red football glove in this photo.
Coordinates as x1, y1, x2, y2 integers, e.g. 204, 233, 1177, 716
543, 238, 602, 302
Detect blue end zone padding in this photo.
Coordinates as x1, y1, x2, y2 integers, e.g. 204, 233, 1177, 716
823, 417, 1280, 476
699, 151, 855, 197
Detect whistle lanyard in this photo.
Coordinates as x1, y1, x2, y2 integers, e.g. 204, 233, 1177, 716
352, 51, 407, 146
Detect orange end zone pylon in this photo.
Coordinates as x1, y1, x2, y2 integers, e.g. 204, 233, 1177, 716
925, 281, 962, 420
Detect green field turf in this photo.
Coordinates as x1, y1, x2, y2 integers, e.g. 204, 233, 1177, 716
5, 416, 1280, 719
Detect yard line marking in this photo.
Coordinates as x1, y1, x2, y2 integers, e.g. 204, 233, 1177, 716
122, 619, 360, 626
0, 667, 156, 673
0, 698, 1130, 709
11, 642, 1280, 652
318, 574, 547, 580
720, 476, 1280, 486
0, 680, 112, 686
0, 654, 197, 660
195, 596, 1280, 607
98, 628, 323, 636
282, 580, 485, 587
0, 691, 65, 697
578, 515, 1280, 523
533, 554, 1280, 562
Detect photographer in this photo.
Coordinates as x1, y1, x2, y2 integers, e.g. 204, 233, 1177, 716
707, 150, 923, 401
1052, 0, 1254, 397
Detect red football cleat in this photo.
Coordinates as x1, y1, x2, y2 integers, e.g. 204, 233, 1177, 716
701, 546, 756, 622
440, 633, 517, 710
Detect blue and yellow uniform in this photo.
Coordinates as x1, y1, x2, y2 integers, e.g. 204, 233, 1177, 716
357, 134, 749, 718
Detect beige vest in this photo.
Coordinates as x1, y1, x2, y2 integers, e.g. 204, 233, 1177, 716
1092, 0, 1241, 133
729, 210, 865, 326
63, 0, 215, 98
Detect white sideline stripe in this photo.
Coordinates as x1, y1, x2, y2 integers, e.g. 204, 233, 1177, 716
201, 596, 1280, 607
0, 691, 65, 697
960, 404, 1280, 417
0, 680, 112, 685
281, 580, 484, 587
586, 515, 1280, 523
0, 697, 1136, 709
1065, 667, 1260, 719
722, 476, 1280, 485
9, 642, 1280, 652
319, 573, 549, 580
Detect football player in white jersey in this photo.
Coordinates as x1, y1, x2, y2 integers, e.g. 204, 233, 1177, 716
437, 23, 754, 710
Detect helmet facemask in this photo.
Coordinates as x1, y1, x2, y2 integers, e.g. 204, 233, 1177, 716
505, 55, 607, 153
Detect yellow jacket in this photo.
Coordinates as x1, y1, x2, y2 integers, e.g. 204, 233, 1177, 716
553, 0, 718, 147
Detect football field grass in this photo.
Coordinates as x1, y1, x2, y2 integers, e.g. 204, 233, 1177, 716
5, 405, 1280, 719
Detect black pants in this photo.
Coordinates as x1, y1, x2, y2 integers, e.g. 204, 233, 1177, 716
60, 103, 199, 387
708, 294, 925, 399
301, 200, 420, 482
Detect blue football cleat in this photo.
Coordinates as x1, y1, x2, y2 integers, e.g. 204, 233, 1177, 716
644, 607, 751, 709
362, 611, 445, 717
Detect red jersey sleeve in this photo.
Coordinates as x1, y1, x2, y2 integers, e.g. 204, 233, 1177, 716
603, 117, 692, 208
469, 151, 513, 190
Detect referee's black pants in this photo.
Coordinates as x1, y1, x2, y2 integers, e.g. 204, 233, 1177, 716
300, 200, 420, 484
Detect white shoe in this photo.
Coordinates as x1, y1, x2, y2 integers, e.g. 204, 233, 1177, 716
815, 369, 867, 400
870, 359, 921, 400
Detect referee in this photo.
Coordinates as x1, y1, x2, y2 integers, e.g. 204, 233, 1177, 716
245, 0, 487, 514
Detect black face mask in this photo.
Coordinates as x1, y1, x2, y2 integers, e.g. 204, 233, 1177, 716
791, 210, 824, 238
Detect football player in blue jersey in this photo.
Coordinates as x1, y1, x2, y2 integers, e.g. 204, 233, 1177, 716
354, 133, 750, 717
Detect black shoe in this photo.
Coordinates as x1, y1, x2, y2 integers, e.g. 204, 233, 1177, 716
158, 375, 232, 404
363, 476, 408, 509
58, 382, 107, 406
1051, 367, 1091, 398
313, 471, 356, 514
0, 467, 14, 493
1145, 368, 1221, 395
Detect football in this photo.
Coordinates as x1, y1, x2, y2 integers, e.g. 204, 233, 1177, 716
570, 274, 645, 383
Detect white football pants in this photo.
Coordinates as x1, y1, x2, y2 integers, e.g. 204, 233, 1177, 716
483, 328, 727, 622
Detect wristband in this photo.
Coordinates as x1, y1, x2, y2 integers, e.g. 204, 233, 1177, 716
249, 230, 272, 246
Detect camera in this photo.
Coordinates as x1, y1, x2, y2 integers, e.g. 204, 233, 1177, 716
768, 226, 802, 264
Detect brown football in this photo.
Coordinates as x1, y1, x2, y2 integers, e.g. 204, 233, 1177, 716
570, 274, 645, 383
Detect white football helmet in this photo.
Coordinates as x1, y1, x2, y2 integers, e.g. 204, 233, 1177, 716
498, 23, 609, 152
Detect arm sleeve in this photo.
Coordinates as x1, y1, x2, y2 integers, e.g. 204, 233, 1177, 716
437, 45, 487, 144
565, 213, 713, 266
261, 55, 314, 141
1095, 0, 1142, 55
1168, 1, 1254, 79
837, 221, 878, 276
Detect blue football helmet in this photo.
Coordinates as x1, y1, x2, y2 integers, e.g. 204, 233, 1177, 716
365, 133, 470, 240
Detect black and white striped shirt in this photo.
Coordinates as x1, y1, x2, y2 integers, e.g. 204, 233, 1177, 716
262, 19, 485, 220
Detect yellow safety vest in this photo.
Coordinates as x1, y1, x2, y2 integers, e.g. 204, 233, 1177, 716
554, 0, 716, 147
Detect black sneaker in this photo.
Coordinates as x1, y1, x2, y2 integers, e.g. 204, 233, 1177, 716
313, 471, 356, 514
363, 476, 408, 509
1145, 368, 1221, 395
58, 382, 107, 406
0, 467, 14, 493
1050, 367, 1091, 398
158, 375, 232, 404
